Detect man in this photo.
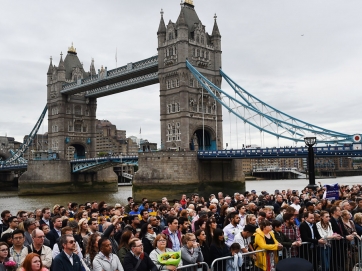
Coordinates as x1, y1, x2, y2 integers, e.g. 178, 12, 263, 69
264, 207, 274, 222
273, 194, 284, 215
231, 193, 241, 207
140, 210, 149, 228
101, 215, 121, 255
148, 216, 161, 235
161, 197, 169, 206
281, 212, 301, 257
237, 204, 247, 230
233, 224, 256, 271
178, 217, 190, 238
290, 196, 301, 212
352, 198, 362, 215
124, 215, 141, 236
46, 216, 62, 248
93, 237, 124, 271
20, 229, 52, 268
299, 212, 325, 270
52, 226, 83, 259
69, 203, 78, 218
91, 201, 98, 210
223, 212, 242, 247
247, 203, 258, 216
161, 216, 181, 251
52, 234, 82, 271
129, 203, 140, 215
123, 238, 157, 271
1, 216, 19, 237
83, 218, 100, 249
224, 196, 232, 206
157, 205, 168, 230
10, 229, 26, 268
0, 210, 11, 235
23, 218, 37, 246
40, 208, 54, 229
124, 197, 134, 214
180, 194, 187, 208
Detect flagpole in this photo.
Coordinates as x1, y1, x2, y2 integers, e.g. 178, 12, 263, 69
115, 47, 118, 68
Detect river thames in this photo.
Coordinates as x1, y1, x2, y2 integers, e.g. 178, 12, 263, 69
0, 176, 361, 214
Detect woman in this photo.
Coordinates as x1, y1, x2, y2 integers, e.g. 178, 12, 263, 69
245, 214, 257, 226
181, 233, 203, 266
0, 234, 12, 248
74, 218, 89, 254
272, 220, 300, 260
84, 233, 101, 271
316, 210, 337, 271
205, 218, 217, 247
19, 253, 48, 271
353, 212, 362, 236
139, 222, 156, 255
117, 230, 134, 265
341, 210, 357, 236
210, 228, 230, 271
254, 220, 282, 271
195, 229, 211, 267
0, 242, 9, 270
149, 234, 179, 271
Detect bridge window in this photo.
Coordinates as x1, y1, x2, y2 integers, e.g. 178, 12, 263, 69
68, 123, 73, 132
197, 49, 200, 57
167, 81, 171, 89
75, 106, 81, 116
83, 126, 87, 132
196, 35, 200, 43
75, 124, 82, 132
85, 108, 89, 116
168, 32, 173, 40
189, 79, 194, 87
66, 107, 71, 114
169, 47, 173, 56
193, 48, 196, 57
176, 79, 179, 87
52, 125, 58, 132
206, 51, 209, 59
171, 80, 175, 88
172, 104, 175, 113
201, 35, 204, 44
167, 105, 171, 114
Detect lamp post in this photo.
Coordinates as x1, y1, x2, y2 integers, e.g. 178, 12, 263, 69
304, 136, 318, 190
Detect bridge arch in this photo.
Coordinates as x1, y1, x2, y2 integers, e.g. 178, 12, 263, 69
0, 151, 10, 161
67, 142, 87, 159
191, 126, 216, 151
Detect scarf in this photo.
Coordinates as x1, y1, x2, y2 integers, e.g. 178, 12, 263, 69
145, 232, 156, 243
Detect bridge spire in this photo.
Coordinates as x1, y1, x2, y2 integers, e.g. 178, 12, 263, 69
184, 0, 194, 7
157, 9, 166, 34
47, 56, 53, 74
89, 58, 96, 77
58, 52, 65, 71
212, 13, 221, 37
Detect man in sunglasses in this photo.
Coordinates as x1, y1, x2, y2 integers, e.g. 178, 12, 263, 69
52, 234, 82, 271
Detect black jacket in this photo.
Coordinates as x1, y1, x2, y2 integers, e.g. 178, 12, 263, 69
46, 228, 60, 249
299, 221, 321, 245
330, 216, 348, 237
52, 251, 82, 271
123, 251, 157, 271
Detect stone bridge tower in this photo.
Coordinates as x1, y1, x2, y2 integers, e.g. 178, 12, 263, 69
47, 44, 97, 160
158, 0, 223, 151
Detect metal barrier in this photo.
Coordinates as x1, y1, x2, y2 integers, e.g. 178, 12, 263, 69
210, 249, 266, 271
176, 262, 209, 271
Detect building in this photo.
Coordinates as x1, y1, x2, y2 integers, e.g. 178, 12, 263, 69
157, 0, 223, 151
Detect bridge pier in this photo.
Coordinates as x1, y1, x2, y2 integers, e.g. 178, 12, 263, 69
0, 171, 16, 190
133, 151, 245, 201
18, 160, 118, 195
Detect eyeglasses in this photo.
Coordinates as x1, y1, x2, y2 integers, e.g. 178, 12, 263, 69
68, 240, 75, 244
133, 244, 143, 247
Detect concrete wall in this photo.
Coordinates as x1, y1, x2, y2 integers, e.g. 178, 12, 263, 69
133, 151, 245, 201
18, 160, 118, 195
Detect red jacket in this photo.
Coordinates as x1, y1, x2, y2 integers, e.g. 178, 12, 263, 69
161, 228, 182, 250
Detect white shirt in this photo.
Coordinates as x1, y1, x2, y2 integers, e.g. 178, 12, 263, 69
233, 233, 251, 251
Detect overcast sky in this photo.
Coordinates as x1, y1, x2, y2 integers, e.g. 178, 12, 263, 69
1, 0, 361, 149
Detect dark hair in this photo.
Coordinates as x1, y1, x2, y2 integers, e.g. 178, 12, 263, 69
71, 202, 78, 209
271, 220, 282, 228
259, 220, 272, 230
229, 211, 239, 221
86, 233, 101, 266
230, 242, 241, 251
330, 206, 339, 215
88, 218, 97, 225
0, 210, 10, 219
167, 216, 178, 225
139, 223, 151, 239
59, 234, 73, 249
211, 228, 225, 248
178, 217, 188, 226
41, 207, 50, 214
8, 216, 17, 223
283, 213, 294, 222
97, 237, 109, 250
52, 215, 61, 223
303, 212, 314, 219
140, 210, 149, 217
12, 229, 25, 238
129, 238, 141, 249
118, 230, 134, 250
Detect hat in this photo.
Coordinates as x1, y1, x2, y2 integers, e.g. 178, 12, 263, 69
115, 203, 121, 208
251, 190, 256, 194
243, 224, 257, 233
210, 198, 219, 204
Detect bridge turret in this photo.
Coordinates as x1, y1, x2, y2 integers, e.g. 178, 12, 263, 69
157, 9, 166, 44
211, 14, 222, 69
47, 57, 53, 85
57, 52, 66, 82
89, 58, 96, 77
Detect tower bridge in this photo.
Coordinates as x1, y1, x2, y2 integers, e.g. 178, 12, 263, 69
1, 1, 361, 200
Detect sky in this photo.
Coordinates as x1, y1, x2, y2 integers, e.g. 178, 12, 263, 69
0, 0, 362, 149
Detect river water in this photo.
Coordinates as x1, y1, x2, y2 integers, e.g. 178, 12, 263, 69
1, 176, 361, 214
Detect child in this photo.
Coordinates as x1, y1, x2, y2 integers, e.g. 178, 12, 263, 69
226, 243, 243, 271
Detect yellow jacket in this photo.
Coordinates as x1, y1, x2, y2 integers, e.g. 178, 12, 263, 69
253, 228, 279, 271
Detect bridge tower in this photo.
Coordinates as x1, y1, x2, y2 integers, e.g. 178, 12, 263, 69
157, 0, 223, 151
47, 44, 97, 160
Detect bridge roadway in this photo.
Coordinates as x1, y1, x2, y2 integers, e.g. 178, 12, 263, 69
197, 145, 362, 159
1, 145, 360, 172
60, 56, 158, 98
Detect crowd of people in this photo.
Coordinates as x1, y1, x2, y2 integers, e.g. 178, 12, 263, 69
0, 182, 362, 271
